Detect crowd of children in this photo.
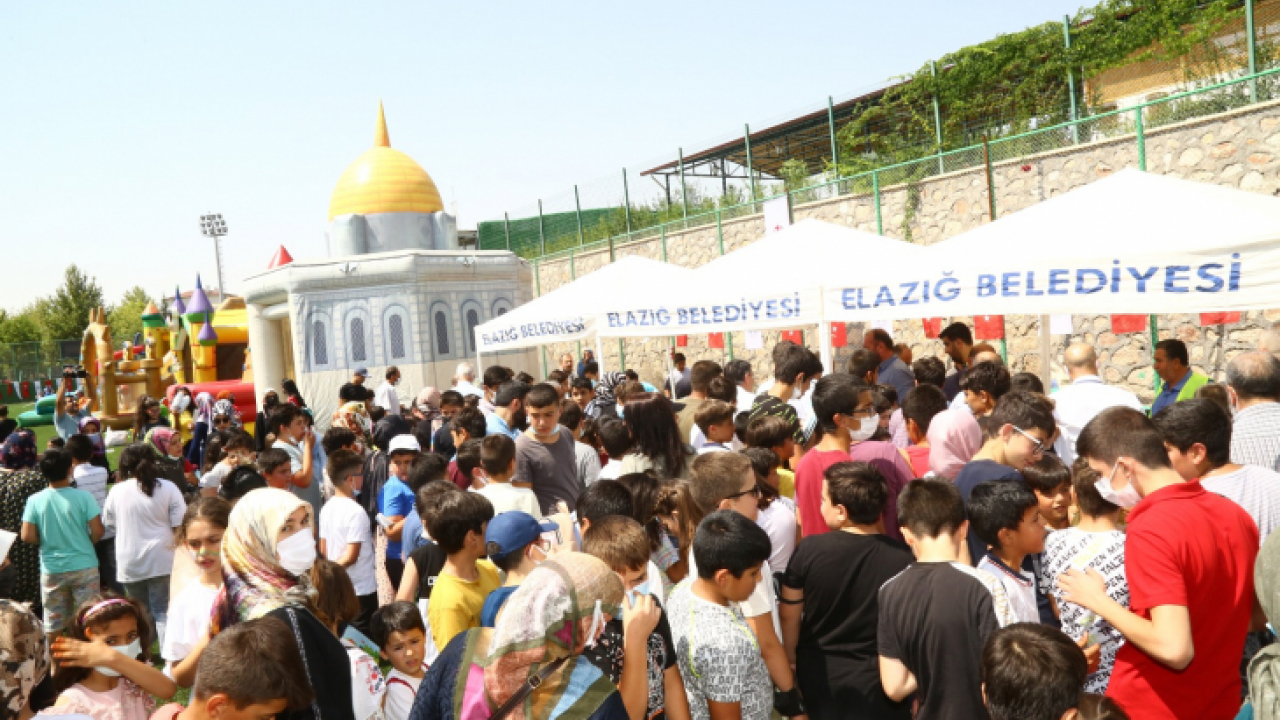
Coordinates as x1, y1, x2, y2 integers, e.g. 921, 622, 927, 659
6, 330, 1280, 720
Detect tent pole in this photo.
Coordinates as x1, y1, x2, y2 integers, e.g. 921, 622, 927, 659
818, 287, 833, 377
596, 334, 605, 377
1038, 315, 1052, 393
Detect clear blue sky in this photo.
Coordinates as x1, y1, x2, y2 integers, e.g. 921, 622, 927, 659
0, 1, 1087, 310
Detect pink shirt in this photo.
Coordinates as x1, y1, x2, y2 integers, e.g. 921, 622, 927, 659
848, 441, 911, 541
795, 449, 855, 537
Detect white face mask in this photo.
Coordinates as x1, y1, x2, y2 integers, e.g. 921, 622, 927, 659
171, 395, 190, 413
277, 530, 317, 575
95, 639, 142, 677
849, 414, 878, 442
1094, 462, 1142, 509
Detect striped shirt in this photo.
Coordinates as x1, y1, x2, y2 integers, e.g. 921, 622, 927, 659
1231, 402, 1280, 472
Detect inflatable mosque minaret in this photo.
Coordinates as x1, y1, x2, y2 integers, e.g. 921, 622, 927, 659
241, 103, 534, 423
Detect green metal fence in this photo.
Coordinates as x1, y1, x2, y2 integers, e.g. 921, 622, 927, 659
0, 340, 80, 386
482, 0, 1280, 263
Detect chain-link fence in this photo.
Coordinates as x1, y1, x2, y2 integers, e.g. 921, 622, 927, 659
480, 0, 1280, 262
0, 340, 80, 402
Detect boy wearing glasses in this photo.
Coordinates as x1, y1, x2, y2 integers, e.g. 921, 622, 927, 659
953, 391, 1056, 566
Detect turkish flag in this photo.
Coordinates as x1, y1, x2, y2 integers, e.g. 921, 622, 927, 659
830, 324, 848, 348
974, 315, 1005, 340
923, 318, 943, 339
781, 330, 804, 345
676, 335, 688, 347
1200, 311, 1242, 326
708, 333, 725, 349
1111, 315, 1147, 334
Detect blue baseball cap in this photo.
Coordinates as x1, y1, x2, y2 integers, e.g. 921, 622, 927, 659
354, 367, 370, 378
484, 512, 558, 559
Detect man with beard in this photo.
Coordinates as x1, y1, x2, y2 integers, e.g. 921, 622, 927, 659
485, 381, 527, 440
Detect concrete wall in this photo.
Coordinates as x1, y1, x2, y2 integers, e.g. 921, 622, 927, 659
527, 99, 1280, 402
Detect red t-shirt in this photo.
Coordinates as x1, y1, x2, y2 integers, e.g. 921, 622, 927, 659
906, 445, 930, 479
795, 449, 852, 537
1107, 480, 1258, 720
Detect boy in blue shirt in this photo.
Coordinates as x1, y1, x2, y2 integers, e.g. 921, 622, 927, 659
20, 449, 105, 635
379, 435, 420, 589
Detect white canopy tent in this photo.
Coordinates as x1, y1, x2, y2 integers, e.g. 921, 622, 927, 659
473, 254, 695, 373
819, 169, 1280, 385
594, 219, 924, 370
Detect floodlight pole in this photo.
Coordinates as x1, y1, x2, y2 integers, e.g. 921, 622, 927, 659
199, 213, 228, 301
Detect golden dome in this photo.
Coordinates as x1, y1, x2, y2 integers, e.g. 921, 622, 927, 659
328, 103, 444, 220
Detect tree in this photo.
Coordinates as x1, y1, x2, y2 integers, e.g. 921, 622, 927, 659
42, 265, 106, 341
108, 286, 152, 347
0, 306, 42, 344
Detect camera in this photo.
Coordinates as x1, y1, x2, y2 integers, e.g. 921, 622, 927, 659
63, 365, 89, 379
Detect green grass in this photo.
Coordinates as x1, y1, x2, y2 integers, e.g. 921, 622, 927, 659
13, 401, 125, 466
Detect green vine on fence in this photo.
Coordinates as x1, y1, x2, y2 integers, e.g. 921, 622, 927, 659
832, 0, 1242, 175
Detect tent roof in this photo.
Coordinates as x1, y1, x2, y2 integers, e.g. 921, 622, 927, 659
475, 255, 694, 352
931, 168, 1280, 266
692, 219, 921, 292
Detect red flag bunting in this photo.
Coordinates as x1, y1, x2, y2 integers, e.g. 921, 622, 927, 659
708, 333, 725, 349
1200, 311, 1241, 326
675, 335, 688, 348
781, 330, 803, 345
974, 315, 1005, 340
830, 323, 848, 348
1110, 314, 1147, 334
923, 318, 943, 339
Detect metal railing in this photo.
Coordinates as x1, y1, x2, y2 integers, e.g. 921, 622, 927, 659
482, 0, 1280, 263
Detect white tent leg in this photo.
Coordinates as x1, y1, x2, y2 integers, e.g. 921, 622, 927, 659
1038, 314, 1052, 392
596, 334, 606, 375
817, 289, 833, 375
477, 349, 483, 379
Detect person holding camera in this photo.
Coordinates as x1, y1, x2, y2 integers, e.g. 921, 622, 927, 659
54, 369, 91, 441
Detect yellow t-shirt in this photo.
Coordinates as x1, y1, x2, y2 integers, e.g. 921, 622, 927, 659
427, 559, 500, 651
778, 469, 796, 499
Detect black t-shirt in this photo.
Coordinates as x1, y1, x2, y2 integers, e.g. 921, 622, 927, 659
782, 532, 913, 720
408, 542, 447, 601
954, 459, 1023, 564
583, 603, 676, 720
877, 563, 1001, 720
267, 606, 355, 720
749, 395, 806, 445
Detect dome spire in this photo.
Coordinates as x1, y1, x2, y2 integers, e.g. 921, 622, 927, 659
375, 101, 390, 148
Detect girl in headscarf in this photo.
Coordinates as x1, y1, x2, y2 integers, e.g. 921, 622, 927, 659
214, 391, 243, 425
256, 389, 281, 451
1, 598, 51, 720
586, 372, 624, 420
0, 430, 44, 607
145, 427, 197, 494
211, 488, 354, 720
413, 387, 444, 435
187, 393, 216, 468
213, 394, 240, 427
330, 401, 373, 455
926, 408, 983, 480
411, 552, 627, 720
77, 416, 110, 473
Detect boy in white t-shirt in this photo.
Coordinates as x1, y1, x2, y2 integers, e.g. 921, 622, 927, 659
371, 601, 428, 720
474, 435, 541, 518
695, 400, 736, 454
320, 449, 378, 636
66, 435, 117, 592
596, 418, 630, 481
969, 480, 1047, 624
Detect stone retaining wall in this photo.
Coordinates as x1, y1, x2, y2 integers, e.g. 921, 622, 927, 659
529, 99, 1280, 402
